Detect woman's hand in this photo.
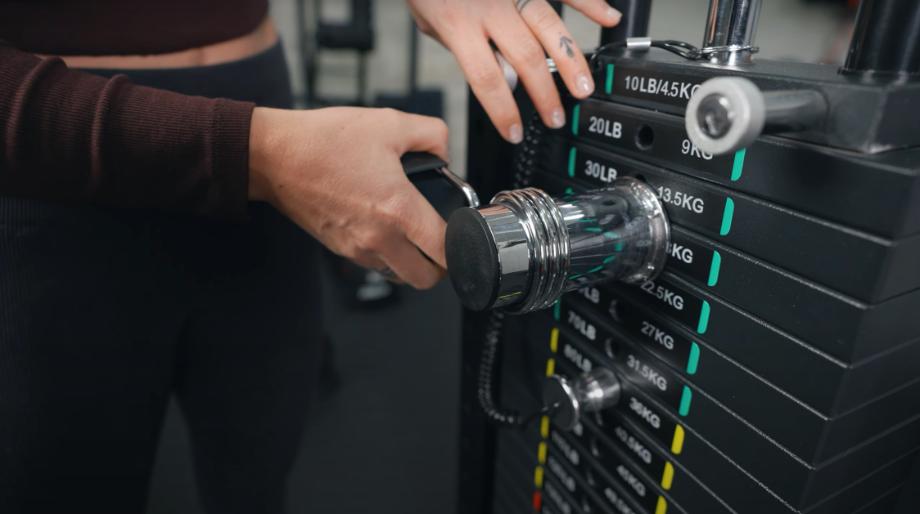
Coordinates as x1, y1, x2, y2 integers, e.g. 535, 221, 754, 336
248, 106, 450, 290
408, 0, 621, 143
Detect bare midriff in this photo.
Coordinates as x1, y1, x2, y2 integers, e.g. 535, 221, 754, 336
45, 16, 277, 70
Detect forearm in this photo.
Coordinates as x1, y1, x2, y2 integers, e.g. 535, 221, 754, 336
0, 44, 254, 218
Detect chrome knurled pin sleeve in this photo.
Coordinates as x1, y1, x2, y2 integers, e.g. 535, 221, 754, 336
445, 178, 669, 314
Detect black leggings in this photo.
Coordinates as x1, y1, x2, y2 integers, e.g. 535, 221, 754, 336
0, 43, 322, 514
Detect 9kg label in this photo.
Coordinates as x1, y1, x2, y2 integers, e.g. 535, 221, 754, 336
576, 99, 737, 180
666, 231, 719, 287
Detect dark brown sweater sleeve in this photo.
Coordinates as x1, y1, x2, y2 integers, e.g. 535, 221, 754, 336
0, 44, 255, 218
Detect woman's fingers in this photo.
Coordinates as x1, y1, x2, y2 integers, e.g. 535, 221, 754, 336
447, 30, 524, 143
351, 252, 389, 273
378, 234, 446, 290
562, 0, 622, 27
488, 9, 566, 129
391, 110, 450, 161
397, 186, 449, 268
518, 0, 595, 99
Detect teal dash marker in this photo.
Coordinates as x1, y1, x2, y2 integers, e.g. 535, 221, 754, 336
697, 300, 711, 334
605, 64, 615, 95
564, 187, 575, 197
568, 147, 577, 178
614, 241, 625, 252
678, 386, 693, 417
587, 265, 605, 274
707, 251, 722, 287
731, 149, 746, 181
571, 104, 581, 136
603, 231, 619, 240
553, 301, 561, 321
603, 255, 617, 264
585, 227, 603, 233
719, 198, 735, 236
687, 343, 701, 375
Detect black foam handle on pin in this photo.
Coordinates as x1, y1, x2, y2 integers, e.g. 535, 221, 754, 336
445, 208, 501, 312
401, 152, 465, 222
401, 152, 448, 177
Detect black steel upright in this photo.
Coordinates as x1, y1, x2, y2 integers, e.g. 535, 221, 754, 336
458, 1, 920, 513
843, 0, 920, 77
600, 0, 652, 45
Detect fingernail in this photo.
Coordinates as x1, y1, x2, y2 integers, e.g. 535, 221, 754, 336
577, 73, 595, 97
551, 108, 566, 129
608, 7, 622, 22
509, 124, 524, 144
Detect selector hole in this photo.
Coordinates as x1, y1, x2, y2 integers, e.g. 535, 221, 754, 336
603, 337, 619, 359
635, 124, 655, 151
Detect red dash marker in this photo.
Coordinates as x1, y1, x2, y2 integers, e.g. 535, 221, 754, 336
532, 491, 543, 511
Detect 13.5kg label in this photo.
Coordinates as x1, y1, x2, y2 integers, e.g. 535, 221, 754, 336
563, 144, 736, 238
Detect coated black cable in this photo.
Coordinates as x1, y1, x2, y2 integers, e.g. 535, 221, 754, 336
589, 38, 703, 71
475, 112, 554, 429
476, 309, 558, 427
476, 311, 523, 426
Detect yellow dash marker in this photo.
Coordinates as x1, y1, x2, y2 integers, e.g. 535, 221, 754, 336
550, 328, 559, 353
671, 425, 685, 455
661, 462, 675, 490
545, 358, 556, 377
540, 416, 550, 439
538, 442, 548, 464
655, 496, 668, 514
534, 466, 545, 488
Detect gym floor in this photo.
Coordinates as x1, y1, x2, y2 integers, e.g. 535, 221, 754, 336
145, 1, 853, 513
147, 274, 461, 514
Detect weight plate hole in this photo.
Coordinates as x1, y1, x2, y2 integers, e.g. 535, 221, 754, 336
636, 124, 655, 151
